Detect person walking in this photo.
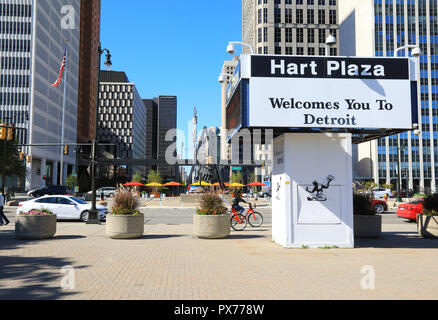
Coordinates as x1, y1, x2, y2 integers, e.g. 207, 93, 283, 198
0, 193, 10, 226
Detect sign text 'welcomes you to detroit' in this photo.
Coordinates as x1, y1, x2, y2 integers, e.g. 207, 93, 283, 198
248, 56, 413, 129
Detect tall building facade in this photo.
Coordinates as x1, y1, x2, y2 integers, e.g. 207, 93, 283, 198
243, 0, 339, 56
339, 0, 438, 193
143, 96, 178, 180
98, 71, 146, 177
77, 0, 100, 143
0, 0, 80, 191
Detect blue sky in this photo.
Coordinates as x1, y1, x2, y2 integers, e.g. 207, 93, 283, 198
100, 0, 243, 156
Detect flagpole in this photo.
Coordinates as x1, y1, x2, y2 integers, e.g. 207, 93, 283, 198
60, 40, 68, 186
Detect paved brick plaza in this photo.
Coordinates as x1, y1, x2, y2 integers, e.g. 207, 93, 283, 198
0, 216, 437, 300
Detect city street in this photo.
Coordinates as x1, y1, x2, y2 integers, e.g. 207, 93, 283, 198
2, 206, 437, 300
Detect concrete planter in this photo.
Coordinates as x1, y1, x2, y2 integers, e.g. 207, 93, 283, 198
417, 215, 438, 239
354, 214, 382, 238
15, 215, 57, 240
106, 214, 144, 239
193, 214, 230, 239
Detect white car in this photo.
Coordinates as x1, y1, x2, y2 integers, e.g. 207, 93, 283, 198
373, 188, 393, 199
17, 195, 107, 222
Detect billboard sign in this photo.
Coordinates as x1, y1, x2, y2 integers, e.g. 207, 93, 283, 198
228, 55, 417, 131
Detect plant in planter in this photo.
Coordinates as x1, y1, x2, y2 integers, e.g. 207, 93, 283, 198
15, 209, 57, 240
193, 193, 230, 239
106, 189, 144, 239
353, 193, 382, 238
417, 194, 438, 238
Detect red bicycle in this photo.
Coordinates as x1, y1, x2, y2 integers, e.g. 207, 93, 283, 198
230, 203, 264, 231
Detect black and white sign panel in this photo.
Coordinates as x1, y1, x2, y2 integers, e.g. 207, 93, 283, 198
248, 56, 415, 129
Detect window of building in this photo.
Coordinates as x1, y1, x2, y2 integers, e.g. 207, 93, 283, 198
275, 46, 282, 54
275, 8, 281, 23
296, 9, 304, 24
285, 8, 292, 23
329, 10, 337, 24
285, 28, 292, 42
297, 47, 304, 55
275, 28, 282, 42
307, 9, 314, 24
296, 28, 304, 43
308, 29, 315, 43
318, 9, 326, 24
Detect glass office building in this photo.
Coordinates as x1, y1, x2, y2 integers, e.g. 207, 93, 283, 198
340, 0, 437, 193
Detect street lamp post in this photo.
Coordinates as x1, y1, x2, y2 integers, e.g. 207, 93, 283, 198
325, 34, 337, 57
394, 45, 421, 202
87, 44, 112, 225
226, 41, 255, 55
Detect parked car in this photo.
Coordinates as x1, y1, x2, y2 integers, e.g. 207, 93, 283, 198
373, 188, 393, 199
397, 189, 415, 198
27, 185, 70, 198
17, 195, 107, 222
88, 187, 117, 198
372, 199, 388, 214
397, 199, 424, 221
258, 190, 272, 198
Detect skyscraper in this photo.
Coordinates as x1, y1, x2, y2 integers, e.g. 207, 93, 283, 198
0, 0, 80, 190
77, 0, 100, 143
97, 71, 146, 178
339, 0, 438, 193
242, 0, 339, 56
143, 96, 178, 180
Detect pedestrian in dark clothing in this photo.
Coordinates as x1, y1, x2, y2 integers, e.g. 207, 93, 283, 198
0, 194, 10, 226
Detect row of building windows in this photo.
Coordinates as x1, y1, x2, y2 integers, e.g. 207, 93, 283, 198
258, 7, 336, 24
99, 106, 134, 115
99, 92, 134, 100
0, 92, 29, 105
0, 21, 31, 35
0, 57, 30, 70
0, 74, 29, 88
100, 84, 133, 93
98, 113, 132, 123
262, 0, 337, 5
0, 39, 31, 52
258, 45, 337, 55
266, 27, 336, 44
0, 4, 32, 17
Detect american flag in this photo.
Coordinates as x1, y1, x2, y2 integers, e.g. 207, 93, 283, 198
50, 46, 67, 87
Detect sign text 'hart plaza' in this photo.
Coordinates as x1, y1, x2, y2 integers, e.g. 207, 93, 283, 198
246, 55, 414, 130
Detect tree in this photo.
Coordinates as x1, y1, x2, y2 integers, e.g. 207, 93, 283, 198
147, 170, 163, 184
132, 172, 143, 183
249, 172, 257, 193
0, 139, 25, 194
231, 171, 243, 184
66, 174, 78, 190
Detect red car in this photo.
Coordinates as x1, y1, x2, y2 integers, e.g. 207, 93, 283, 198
372, 200, 388, 214
397, 200, 424, 221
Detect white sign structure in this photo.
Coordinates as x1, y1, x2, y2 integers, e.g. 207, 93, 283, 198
272, 133, 354, 248
230, 55, 417, 131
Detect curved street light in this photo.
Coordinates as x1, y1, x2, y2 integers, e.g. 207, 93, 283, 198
226, 41, 255, 55
218, 73, 232, 84
395, 44, 422, 57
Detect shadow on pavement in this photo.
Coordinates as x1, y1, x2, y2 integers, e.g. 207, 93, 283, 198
229, 234, 267, 240
355, 231, 438, 249
142, 234, 184, 240
0, 231, 87, 300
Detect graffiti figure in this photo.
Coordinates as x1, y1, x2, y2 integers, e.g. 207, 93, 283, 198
306, 175, 335, 202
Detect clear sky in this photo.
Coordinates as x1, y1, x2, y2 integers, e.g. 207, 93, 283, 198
100, 0, 243, 156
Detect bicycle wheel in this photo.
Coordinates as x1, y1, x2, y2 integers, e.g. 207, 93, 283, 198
230, 214, 247, 231
247, 212, 263, 227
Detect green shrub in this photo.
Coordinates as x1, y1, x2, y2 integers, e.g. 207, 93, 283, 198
353, 193, 374, 215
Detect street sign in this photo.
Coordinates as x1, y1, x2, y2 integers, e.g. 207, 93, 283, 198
232, 167, 242, 171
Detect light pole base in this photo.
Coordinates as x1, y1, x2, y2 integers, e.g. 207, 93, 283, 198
86, 209, 101, 225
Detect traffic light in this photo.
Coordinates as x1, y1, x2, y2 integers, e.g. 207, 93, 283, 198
19, 152, 25, 161
402, 168, 408, 177
6, 126, 14, 141
64, 144, 69, 155
26, 155, 31, 163
0, 126, 6, 140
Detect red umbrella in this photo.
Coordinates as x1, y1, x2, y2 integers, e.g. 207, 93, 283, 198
123, 181, 145, 187
248, 182, 268, 187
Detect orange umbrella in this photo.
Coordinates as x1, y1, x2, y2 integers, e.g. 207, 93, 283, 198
212, 182, 231, 187
164, 181, 183, 186
164, 181, 183, 197
248, 182, 268, 187
123, 181, 145, 187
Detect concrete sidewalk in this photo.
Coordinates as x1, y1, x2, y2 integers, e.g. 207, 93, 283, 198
0, 220, 437, 300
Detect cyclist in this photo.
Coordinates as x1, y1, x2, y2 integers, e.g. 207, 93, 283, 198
232, 190, 248, 214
